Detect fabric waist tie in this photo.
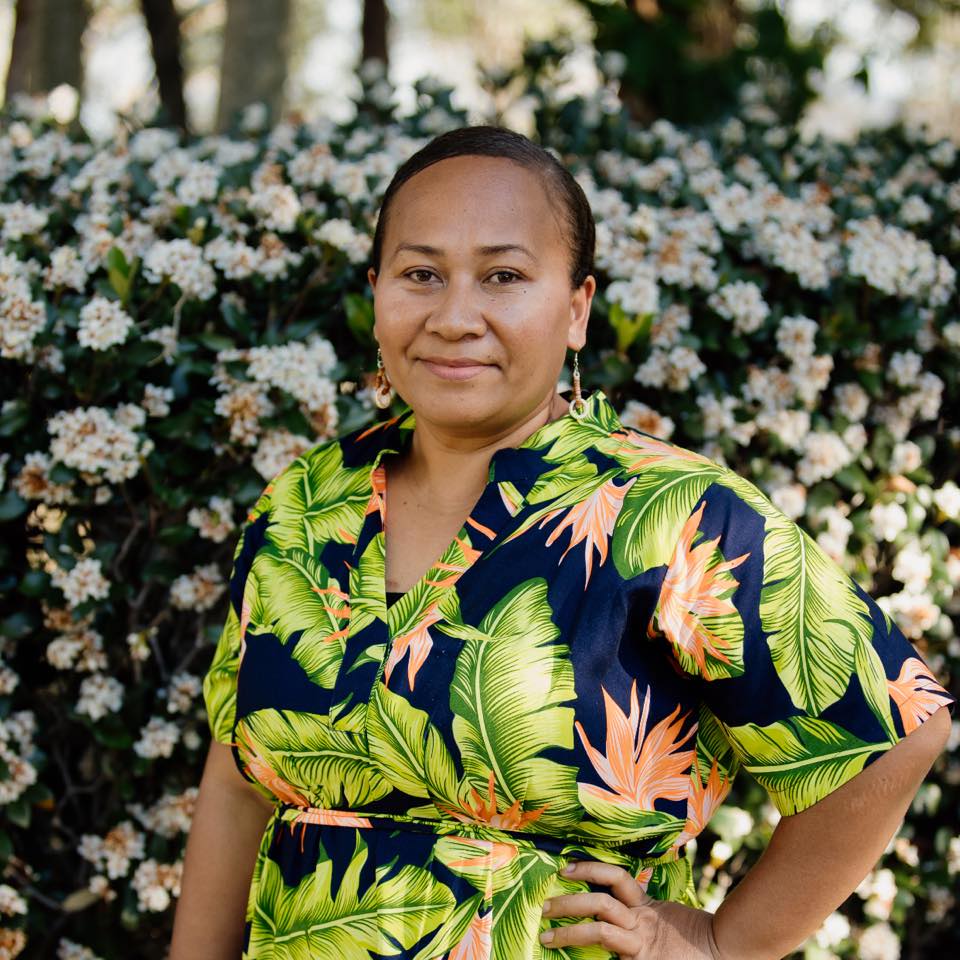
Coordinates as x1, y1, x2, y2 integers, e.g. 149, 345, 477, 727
273, 803, 685, 867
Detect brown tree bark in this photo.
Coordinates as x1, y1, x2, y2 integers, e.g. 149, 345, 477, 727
140, 0, 187, 131
362, 0, 389, 67
216, 0, 292, 133
6, 0, 88, 97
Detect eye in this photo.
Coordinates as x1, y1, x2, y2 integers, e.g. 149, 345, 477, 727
489, 270, 522, 284
404, 268, 437, 283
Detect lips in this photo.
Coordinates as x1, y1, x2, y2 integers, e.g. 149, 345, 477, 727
418, 356, 494, 381
420, 356, 490, 367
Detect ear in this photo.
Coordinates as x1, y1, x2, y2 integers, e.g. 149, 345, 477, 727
566, 275, 595, 351
367, 267, 378, 292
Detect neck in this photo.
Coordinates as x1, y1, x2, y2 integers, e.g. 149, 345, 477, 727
400, 391, 569, 504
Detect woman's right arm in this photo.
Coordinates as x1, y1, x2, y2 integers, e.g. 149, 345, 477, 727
169, 740, 274, 960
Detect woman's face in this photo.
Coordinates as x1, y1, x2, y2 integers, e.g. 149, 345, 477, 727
367, 155, 595, 439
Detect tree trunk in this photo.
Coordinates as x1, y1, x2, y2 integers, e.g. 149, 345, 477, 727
140, 0, 187, 131
7, 0, 88, 97
362, 0, 389, 67
216, 0, 292, 133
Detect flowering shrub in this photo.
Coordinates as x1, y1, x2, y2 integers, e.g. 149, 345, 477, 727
0, 53, 958, 958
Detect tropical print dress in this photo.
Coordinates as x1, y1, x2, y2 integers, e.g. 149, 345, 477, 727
202, 389, 954, 959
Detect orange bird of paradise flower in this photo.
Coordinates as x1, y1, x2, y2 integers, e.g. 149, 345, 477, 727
449, 907, 494, 960
674, 755, 733, 848
609, 429, 714, 473
650, 500, 749, 678
575, 681, 696, 810
539, 475, 636, 585
234, 726, 310, 808
439, 770, 547, 832
383, 601, 443, 690
887, 657, 951, 735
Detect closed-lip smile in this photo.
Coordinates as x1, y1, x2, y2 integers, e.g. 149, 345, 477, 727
418, 355, 494, 381
420, 355, 490, 367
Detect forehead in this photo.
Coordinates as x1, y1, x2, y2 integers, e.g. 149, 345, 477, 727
382, 155, 565, 259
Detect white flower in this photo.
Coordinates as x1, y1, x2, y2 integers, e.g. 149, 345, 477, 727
131, 858, 182, 912
57, 939, 105, 960
13, 451, 74, 504
77, 296, 134, 351
143, 239, 216, 300
75, 674, 124, 722
932, 481, 960, 520
133, 717, 180, 759
175, 161, 220, 206
890, 440, 922, 475
771, 482, 806, 520
129, 788, 197, 838
947, 835, 960, 875
775, 314, 817, 362
142, 384, 173, 418
187, 496, 235, 543
870, 501, 909, 542
48, 405, 150, 483
796, 431, 854, 486
707, 280, 770, 334
0, 276, 47, 361
892, 539, 932, 593
165, 672, 202, 714
253, 429, 314, 481
0, 199, 48, 241
899, 194, 932, 225
888, 350, 922, 388
813, 911, 850, 949
169, 563, 225, 612
50, 558, 110, 607
44, 246, 88, 292
0, 885, 27, 917
877, 589, 939, 640
250, 183, 301, 233
316, 218, 372, 264
618, 401, 674, 439
858, 922, 900, 960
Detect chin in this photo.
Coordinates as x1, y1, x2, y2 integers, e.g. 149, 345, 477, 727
408, 391, 513, 433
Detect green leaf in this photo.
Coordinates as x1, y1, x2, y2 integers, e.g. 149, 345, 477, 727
611, 466, 716, 578
269, 443, 370, 554
716, 471, 876, 715
343, 293, 375, 345
443, 578, 581, 829
248, 833, 455, 959
235, 709, 391, 808
609, 302, 654, 353
409, 893, 484, 960
247, 548, 349, 689
0, 491, 28, 521
722, 715, 888, 816
365, 684, 459, 803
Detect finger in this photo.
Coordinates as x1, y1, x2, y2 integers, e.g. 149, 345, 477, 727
561, 860, 651, 909
542, 891, 636, 929
540, 919, 639, 954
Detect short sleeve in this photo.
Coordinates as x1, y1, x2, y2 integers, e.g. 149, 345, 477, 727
202, 480, 275, 745
648, 469, 955, 816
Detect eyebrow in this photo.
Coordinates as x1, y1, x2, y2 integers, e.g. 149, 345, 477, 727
393, 242, 538, 262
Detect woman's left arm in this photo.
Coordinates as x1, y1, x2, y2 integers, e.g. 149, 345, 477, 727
540, 704, 952, 960
710, 702, 952, 960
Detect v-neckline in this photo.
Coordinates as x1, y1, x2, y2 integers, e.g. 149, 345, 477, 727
375, 393, 609, 617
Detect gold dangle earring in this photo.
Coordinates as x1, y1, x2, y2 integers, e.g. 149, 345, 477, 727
374, 347, 393, 409
569, 351, 586, 419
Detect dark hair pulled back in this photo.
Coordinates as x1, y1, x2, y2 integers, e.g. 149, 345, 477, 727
370, 125, 595, 290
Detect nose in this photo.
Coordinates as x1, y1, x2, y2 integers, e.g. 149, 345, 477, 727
423, 275, 487, 339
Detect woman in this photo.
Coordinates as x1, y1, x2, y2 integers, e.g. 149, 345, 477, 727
170, 125, 954, 959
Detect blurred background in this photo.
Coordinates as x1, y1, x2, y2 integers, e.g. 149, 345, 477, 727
0, 0, 958, 144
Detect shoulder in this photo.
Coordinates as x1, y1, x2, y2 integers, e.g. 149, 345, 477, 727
255, 413, 406, 514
